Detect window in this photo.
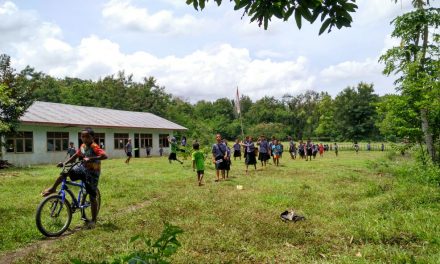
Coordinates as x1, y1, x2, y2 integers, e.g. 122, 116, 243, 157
159, 134, 170, 148
47, 132, 69, 152
140, 134, 152, 148
114, 133, 129, 149
5, 132, 33, 153
78, 132, 105, 149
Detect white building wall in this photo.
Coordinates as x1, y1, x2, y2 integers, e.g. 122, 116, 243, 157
2, 124, 174, 166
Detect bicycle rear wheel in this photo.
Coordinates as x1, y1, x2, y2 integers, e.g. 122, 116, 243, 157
36, 195, 72, 237
80, 188, 101, 222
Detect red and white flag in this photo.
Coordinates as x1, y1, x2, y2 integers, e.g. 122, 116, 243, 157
235, 87, 241, 114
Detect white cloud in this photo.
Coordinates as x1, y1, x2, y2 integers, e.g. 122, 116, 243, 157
319, 57, 395, 95
4, 0, 401, 103
354, 0, 413, 26
102, 0, 203, 35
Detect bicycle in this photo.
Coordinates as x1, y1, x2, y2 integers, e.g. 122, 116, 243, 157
35, 161, 101, 237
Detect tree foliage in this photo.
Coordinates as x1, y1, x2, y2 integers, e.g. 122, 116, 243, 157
380, 5, 440, 163
186, 0, 357, 34
0, 54, 35, 137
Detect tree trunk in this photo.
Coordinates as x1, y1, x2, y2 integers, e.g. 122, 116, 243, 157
420, 108, 435, 162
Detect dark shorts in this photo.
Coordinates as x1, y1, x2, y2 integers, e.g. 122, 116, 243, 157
68, 165, 99, 199
169, 152, 177, 160
215, 156, 227, 170
245, 152, 257, 165
196, 170, 204, 176
233, 150, 241, 157
258, 152, 270, 161
307, 149, 313, 156
126, 152, 132, 157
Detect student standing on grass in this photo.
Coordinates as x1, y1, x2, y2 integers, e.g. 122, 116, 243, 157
305, 139, 313, 161
257, 135, 270, 167
242, 136, 257, 174
354, 142, 360, 154
66, 142, 76, 158
212, 134, 228, 181
381, 143, 385, 151
298, 141, 305, 159
42, 127, 107, 229
271, 139, 283, 166
146, 145, 151, 157
125, 138, 132, 164
334, 142, 339, 156
288, 136, 297, 160
224, 140, 232, 179
233, 139, 241, 161
159, 144, 163, 156
192, 142, 205, 186
168, 136, 183, 164
269, 136, 276, 164
319, 143, 324, 157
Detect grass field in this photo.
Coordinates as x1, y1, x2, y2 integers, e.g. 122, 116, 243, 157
0, 151, 439, 263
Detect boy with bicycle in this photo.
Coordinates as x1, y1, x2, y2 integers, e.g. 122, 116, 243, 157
41, 127, 107, 228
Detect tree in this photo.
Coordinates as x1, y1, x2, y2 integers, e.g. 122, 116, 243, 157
0, 54, 35, 156
333, 83, 379, 141
186, 0, 357, 34
380, 4, 440, 163
315, 93, 336, 139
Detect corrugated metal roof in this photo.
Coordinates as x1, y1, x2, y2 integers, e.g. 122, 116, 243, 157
20, 101, 187, 130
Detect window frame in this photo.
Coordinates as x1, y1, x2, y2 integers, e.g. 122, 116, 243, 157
47, 132, 69, 152
159, 134, 170, 148
114, 133, 129, 149
5, 131, 33, 153
140, 133, 153, 148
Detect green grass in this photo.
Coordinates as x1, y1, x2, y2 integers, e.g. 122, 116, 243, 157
0, 152, 439, 263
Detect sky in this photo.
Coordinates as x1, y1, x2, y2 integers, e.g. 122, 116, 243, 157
1, 0, 435, 103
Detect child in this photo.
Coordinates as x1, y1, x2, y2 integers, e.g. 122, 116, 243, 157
305, 140, 313, 161
125, 138, 132, 164
224, 140, 231, 178
334, 142, 339, 156
212, 134, 228, 181
241, 136, 257, 174
66, 142, 76, 158
192, 142, 205, 186
159, 144, 163, 156
257, 135, 270, 167
272, 139, 282, 166
233, 139, 241, 161
41, 127, 107, 228
319, 143, 324, 157
146, 145, 151, 157
168, 136, 183, 164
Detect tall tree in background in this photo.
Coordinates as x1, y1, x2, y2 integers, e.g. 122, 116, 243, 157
380, 2, 440, 163
0, 54, 35, 155
333, 83, 379, 141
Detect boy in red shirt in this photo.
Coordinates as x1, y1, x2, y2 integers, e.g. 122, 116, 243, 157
41, 127, 107, 228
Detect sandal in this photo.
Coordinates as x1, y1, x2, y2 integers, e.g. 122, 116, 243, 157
41, 188, 56, 197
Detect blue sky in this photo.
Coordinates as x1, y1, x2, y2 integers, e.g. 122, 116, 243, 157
1, 0, 434, 102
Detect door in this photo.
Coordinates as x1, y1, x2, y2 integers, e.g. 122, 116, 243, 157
134, 133, 140, 158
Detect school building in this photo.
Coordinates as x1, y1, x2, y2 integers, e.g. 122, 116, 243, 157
1, 101, 187, 166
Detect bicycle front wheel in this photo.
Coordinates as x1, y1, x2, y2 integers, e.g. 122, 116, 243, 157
36, 195, 72, 237
80, 188, 101, 222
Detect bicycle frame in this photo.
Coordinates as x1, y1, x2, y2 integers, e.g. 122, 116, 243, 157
57, 161, 91, 213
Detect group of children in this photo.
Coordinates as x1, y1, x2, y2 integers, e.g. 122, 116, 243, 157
44, 128, 380, 229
